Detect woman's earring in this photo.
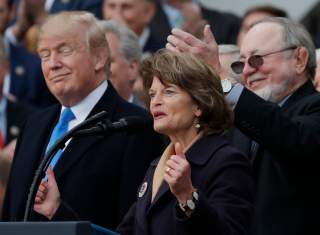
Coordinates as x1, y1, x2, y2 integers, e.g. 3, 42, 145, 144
194, 119, 200, 129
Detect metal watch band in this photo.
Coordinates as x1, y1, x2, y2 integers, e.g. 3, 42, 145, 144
178, 191, 199, 213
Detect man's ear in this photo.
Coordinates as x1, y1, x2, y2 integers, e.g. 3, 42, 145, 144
94, 49, 108, 71
294, 47, 309, 75
128, 59, 140, 83
144, 2, 156, 24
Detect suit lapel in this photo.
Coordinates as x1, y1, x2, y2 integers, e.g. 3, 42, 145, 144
54, 84, 119, 180
147, 181, 170, 214
21, 106, 59, 174
135, 164, 155, 233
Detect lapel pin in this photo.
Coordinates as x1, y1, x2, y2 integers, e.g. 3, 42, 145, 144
138, 182, 148, 198
15, 66, 25, 76
9, 126, 19, 137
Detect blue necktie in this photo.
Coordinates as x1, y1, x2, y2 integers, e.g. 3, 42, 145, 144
46, 108, 75, 169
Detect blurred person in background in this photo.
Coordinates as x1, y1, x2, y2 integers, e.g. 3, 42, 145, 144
0, 0, 14, 35
0, 35, 36, 160
313, 48, 320, 91
237, 5, 287, 46
150, 0, 240, 44
218, 44, 241, 92
301, 1, 320, 48
103, 0, 164, 54
99, 20, 145, 107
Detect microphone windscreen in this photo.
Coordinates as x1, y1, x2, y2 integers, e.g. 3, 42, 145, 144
120, 116, 152, 129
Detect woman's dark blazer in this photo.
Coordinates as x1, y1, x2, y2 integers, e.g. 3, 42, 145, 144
117, 134, 253, 235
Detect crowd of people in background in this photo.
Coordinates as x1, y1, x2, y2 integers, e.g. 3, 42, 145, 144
0, 1, 320, 235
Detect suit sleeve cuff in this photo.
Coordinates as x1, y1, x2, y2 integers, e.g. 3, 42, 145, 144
51, 200, 80, 221
226, 83, 244, 108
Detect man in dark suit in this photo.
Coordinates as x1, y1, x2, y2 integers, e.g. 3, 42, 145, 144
166, 18, 320, 235
0, 32, 37, 219
301, 1, 320, 48
4, 0, 56, 107
2, 11, 163, 229
103, 0, 164, 54
150, 0, 240, 45
0, 35, 37, 156
7, 41, 56, 107
48, 0, 103, 18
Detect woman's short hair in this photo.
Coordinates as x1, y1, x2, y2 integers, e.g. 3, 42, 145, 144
141, 49, 233, 135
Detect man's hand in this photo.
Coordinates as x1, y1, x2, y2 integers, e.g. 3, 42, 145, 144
166, 24, 226, 79
0, 139, 17, 162
34, 167, 61, 220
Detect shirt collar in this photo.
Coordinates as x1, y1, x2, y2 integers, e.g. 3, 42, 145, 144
162, 3, 182, 28
0, 96, 6, 114
61, 80, 108, 123
2, 73, 10, 97
45, 0, 55, 11
139, 27, 151, 49
128, 95, 134, 103
278, 94, 291, 107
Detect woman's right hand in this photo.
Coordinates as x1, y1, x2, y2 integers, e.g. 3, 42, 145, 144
33, 167, 61, 220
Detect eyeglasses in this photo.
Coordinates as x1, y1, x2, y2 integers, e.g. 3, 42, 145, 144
230, 46, 297, 74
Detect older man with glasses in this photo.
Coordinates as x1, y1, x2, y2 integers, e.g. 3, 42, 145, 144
166, 17, 320, 235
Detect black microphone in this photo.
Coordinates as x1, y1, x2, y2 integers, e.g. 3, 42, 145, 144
74, 116, 151, 136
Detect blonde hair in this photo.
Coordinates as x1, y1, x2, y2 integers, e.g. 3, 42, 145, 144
39, 11, 111, 77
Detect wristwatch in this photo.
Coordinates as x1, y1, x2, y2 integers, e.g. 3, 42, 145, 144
178, 191, 199, 213
221, 78, 233, 93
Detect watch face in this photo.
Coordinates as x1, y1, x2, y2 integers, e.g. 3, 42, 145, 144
221, 79, 232, 93
187, 200, 195, 210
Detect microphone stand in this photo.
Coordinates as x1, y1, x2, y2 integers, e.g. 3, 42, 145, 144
23, 111, 108, 221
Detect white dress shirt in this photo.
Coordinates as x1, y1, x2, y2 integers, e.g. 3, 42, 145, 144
60, 80, 108, 146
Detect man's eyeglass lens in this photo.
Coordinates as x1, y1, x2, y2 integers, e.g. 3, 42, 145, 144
230, 46, 297, 74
